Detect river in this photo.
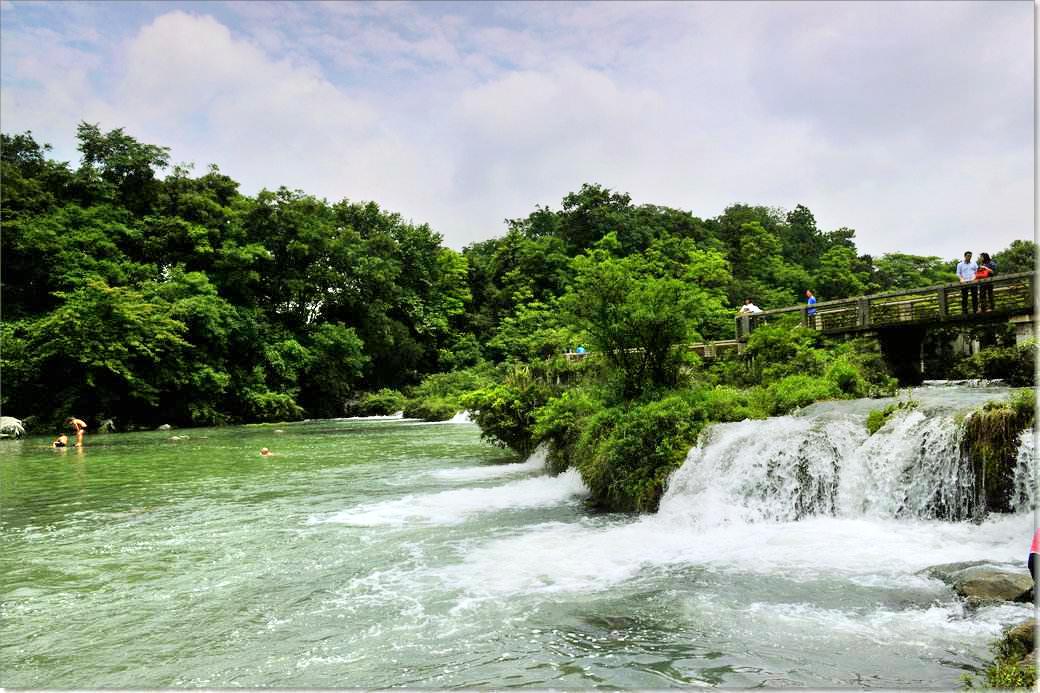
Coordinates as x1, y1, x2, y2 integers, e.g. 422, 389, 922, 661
0, 386, 1035, 688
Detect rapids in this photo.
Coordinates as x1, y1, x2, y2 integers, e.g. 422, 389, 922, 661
0, 385, 1034, 688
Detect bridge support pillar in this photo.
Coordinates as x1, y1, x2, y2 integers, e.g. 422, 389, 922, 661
878, 327, 926, 386
1009, 315, 1036, 345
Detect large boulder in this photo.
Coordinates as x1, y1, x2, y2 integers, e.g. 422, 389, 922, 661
0, 416, 26, 438
921, 561, 1034, 603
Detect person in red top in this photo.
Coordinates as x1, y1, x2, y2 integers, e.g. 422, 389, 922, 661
975, 252, 995, 311
1030, 528, 1039, 581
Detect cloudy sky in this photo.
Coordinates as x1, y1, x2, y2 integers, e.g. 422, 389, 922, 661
1, 1, 1033, 257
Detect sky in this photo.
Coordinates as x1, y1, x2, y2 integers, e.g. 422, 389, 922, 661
0, 0, 1033, 257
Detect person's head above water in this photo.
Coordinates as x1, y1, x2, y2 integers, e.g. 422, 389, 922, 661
260, 447, 271, 457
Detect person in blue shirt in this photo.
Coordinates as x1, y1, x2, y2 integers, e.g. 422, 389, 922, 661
575, 345, 586, 354
805, 290, 817, 327
956, 251, 978, 314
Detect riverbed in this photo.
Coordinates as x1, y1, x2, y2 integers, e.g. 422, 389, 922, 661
0, 394, 1033, 688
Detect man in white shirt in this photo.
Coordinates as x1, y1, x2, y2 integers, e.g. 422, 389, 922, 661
956, 251, 978, 314
737, 298, 763, 315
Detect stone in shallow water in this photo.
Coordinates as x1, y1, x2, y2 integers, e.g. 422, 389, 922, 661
921, 561, 1034, 602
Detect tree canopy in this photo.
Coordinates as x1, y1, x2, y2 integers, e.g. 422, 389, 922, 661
2, 126, 1033, 428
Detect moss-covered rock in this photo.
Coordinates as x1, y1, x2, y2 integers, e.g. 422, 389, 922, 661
961, 390, 1035, 513
963, 618, 1036, 689
865, 398, 918, 435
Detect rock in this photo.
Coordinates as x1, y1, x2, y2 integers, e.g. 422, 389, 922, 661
97, 418, 116, 433
156, 424, 172, 431
921, 561, 1034, 603
1003, 619, 1037, 657
0, 416, 26, 438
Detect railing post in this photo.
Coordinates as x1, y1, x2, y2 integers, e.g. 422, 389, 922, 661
801, 306, 809, 328
937, 287, 947, 318
857, 298, 870, 328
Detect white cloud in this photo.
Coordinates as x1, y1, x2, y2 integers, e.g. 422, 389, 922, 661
0, 2, 1032, 255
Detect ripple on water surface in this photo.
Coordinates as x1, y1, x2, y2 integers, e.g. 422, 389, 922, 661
0, 408, 1033, 688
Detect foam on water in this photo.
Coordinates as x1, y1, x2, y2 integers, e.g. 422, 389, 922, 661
310, 467, 585, 526
429, 443, 548, 481
433, 511, 1031, 599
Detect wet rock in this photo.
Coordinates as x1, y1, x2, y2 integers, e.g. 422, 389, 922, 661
0, 416, 26, 438
97, 418, 116, 433
156, 424, 172, 431
1003, 619, 1037, 656
922, 561, 1034, 602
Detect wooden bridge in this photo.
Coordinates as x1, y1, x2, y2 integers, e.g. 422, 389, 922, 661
565, 273, 1035, 369
734, 271, 1034, 341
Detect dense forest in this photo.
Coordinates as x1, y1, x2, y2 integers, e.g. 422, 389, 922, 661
2, 125, 1035, 461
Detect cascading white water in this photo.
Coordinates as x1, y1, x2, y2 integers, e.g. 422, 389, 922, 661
1012, 430, 1036, 512
659, 398, 1034, 525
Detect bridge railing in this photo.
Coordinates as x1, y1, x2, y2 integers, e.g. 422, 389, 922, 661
735, 272, 1034, 341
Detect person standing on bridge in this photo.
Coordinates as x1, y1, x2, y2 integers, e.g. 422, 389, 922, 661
956, 251, 979, 314
975, 252, 997, 312
805, 290, 817, 328
738, 298, 763, 315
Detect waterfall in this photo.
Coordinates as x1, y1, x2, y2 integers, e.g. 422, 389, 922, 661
659, 399, 1034, 525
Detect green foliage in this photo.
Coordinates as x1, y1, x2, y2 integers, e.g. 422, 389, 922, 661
403, 366, 495, 422
951, 340, 1036, 387
352, 389, 406, 416
574, 393, 708, 512
562, 237, 728, 399
533, 388, 602, 474
993, 240, 1036, 275
962, 620, 1036, 689
866, 399, 919, 435
461, 365, 556, 455
763, 375, 840, 416
2, 124, 1031, 442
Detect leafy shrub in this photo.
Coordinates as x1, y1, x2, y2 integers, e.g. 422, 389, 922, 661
951, 340, 1036, 386
576, 393, 707, 512
765, 375, 840, 415
402, 366, 495, 421
356, 388, 406, 416
702, 385, 765, 422
825, 356, 866, 396
462, 366, 556, 455
533, 388, 602, 474
744, 324, 826, 380
403, 396, 459, 422
243, 388, 305, 422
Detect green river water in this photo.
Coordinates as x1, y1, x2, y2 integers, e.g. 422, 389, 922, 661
0, 407, 1034, 688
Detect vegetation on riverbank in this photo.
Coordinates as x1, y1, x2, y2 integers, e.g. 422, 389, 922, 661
3, 124, 1035, 510
962, 619, 1036, 689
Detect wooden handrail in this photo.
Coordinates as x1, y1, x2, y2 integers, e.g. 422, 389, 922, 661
735, 272, 1034, 341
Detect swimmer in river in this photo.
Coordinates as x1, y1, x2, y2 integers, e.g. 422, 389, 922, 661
66, 417, 88, 447
260, 447, 272, 457
53, 434, 69, 448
